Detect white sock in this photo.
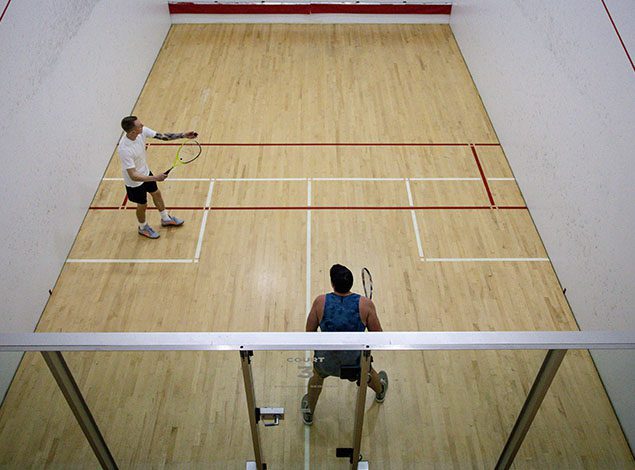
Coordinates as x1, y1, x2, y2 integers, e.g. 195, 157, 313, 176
160, 210, 170, 221
138, 222, 147, 230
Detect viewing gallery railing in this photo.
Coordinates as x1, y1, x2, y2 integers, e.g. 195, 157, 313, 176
1, 331, 634, 470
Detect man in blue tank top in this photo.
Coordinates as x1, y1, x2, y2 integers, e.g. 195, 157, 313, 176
301, 264, 389, 426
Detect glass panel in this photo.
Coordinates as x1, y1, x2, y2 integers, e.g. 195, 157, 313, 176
0, 351, 250, 468
0, 348, 632, 468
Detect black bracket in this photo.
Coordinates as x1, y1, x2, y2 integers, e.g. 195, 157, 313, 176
336, 447, 362, 464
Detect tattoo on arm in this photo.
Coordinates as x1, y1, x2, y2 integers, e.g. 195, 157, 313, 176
154, 132, 184, 141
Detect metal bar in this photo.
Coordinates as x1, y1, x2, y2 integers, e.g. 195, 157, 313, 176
351, 350, 372, 469
41, 351, 118, 470
240, 351, 265, 470
1, 331, 634, 352
495, 349, 567, 470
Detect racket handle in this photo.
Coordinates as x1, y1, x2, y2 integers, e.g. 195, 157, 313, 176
163, 168, 172, 175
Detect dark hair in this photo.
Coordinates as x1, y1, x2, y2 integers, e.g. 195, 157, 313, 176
330, 264, 353, 294
121, 116, 138, 133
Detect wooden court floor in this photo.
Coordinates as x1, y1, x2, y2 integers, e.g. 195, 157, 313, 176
0, 24, 633, 469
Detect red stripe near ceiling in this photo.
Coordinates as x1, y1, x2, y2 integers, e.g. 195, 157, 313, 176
168, 2, 452, 15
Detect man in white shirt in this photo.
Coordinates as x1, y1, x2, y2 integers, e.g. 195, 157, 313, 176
118, 116, 197, 239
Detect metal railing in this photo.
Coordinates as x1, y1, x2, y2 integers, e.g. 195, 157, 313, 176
1, 330, 634, 470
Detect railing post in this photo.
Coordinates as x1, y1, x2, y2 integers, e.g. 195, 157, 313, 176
41, 351, 118, 470
495, 349, 567, 469
240, 350, 265, 469
350, 349, 372, 469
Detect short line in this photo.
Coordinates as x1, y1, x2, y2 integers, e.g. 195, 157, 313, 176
424, 257, 550, 263
194, 181, 215, 260
405, 179, 425, 259
148, 142, 500, 147
470, 145, 496, 206
89, 205, 528, 211
104, 176, 515, 182
66, 259, 194, 264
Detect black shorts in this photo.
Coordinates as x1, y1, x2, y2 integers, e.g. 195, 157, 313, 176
125, 172, 158, 205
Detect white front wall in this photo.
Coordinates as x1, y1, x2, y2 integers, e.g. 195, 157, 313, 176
451, 0, 635, 448
0, 0, 171, 400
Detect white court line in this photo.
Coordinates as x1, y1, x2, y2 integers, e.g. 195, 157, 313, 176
102, 177, 211, 182
305, 179, 312, 470
312, 177, 404, 181
66, 259, 194, 264
409, 177, 481, 181
405, 179, 425, 259
410, 177, 516, 181
194, 180, 215, 262
424, 258, 550, 262
215, 177, 308, 182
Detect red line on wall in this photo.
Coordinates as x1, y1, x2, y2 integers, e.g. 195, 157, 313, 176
148, 142, 500, 147
168, 2, 451, 15
0, 0, 13, 24
600, 0, 634, 72
470, 145, 496, 207
89, 205, 527, 211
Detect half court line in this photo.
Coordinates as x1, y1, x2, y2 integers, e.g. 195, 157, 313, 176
405, 179, 425, 259
304, 178, 312, 470
194, 180, 215, 262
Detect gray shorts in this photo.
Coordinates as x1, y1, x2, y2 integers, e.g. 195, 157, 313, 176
314, 350, 362, 380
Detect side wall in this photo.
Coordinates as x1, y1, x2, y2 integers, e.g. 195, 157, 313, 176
451, 0, 634, 448
0, 0, 171, 400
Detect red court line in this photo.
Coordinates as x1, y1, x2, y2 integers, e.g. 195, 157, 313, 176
169, 2, 451, 15
0, 0, 12, 24
120, 194, 128, 208
149, 142, 500, 147
89, 205, 527, 211
600, 0, 634, 72
470, 145, 496, 207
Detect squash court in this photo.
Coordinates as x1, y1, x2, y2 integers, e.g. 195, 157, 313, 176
0, 23, 633, 469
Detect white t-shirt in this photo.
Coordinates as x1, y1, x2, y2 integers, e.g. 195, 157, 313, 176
118, 126, 157, 187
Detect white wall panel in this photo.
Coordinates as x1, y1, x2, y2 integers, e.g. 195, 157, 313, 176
0, 0, 170, 400
451, 0, 634, 449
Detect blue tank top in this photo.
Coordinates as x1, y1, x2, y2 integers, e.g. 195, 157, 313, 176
315, 293, 366, 380
320, 293, 366, 332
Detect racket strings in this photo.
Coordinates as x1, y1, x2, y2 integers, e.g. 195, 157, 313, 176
178, 140, 202, 163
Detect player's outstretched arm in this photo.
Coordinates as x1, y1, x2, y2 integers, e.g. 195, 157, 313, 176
154, 131, 198, 141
